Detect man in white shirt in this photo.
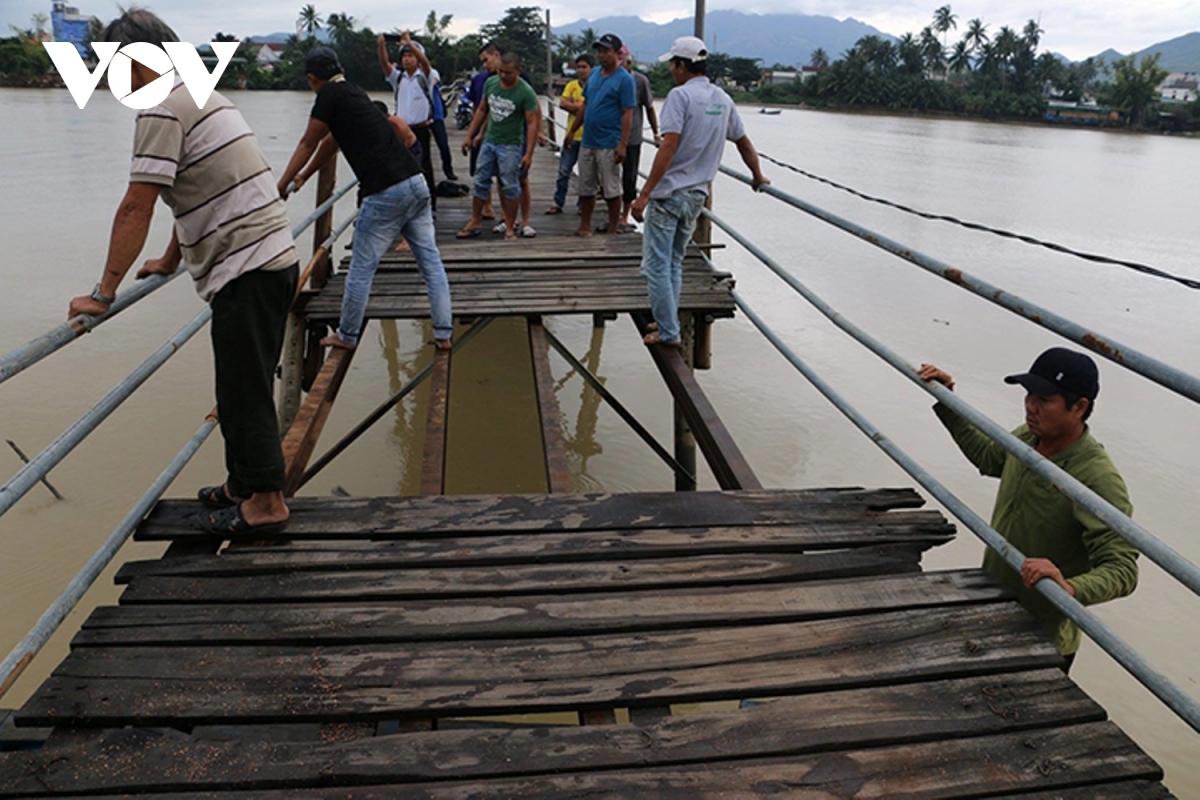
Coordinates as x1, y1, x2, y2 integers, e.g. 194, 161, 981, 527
378, 32, 437, 207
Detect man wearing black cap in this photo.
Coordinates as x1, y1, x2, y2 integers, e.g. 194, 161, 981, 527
920, 348, 1138, 670
563, 33, 636, 236
278, 46, 453, 352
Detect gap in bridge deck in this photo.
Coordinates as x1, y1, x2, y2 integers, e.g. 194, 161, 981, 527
445, 318, 546, 495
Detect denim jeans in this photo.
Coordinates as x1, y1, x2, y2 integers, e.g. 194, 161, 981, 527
472, 141, 522, 200
640, 189, 708, 343
553, 141, 581, 209
340, 175, 453, 345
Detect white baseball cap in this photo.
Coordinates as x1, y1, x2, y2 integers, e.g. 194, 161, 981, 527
658, 36, 708, 63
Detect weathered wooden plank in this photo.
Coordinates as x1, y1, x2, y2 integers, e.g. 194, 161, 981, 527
527, 320, 571, 493
420, 347, 451, 496
117, 550, 923, 604
18, 605, 1060, 726
281, 346, 356, 498
997, 784, 1174, 799
116, 516, 953, 582
75, 570, 1007, 647
2, 720, 1157, 797
135, 487, 930, 541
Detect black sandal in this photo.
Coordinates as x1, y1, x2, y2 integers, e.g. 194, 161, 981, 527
196, 505, 287, 536
196, 484, 241, 508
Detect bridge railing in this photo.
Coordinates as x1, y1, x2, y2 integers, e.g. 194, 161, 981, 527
0, 169, 360, 698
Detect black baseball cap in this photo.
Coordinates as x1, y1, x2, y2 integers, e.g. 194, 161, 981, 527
304, 46, 342, 80
594, 33, 623, 51
1004, 347, 1099, 400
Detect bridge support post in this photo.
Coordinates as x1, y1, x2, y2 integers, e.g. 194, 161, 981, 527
674, 312, 697, 491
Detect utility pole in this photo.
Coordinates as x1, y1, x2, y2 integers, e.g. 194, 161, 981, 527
694, 0, 705, 40
545, 9, 556, 144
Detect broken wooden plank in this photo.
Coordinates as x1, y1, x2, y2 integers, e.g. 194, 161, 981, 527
18, 605, 1060, 726
75, 570, 1008, 647
135, 487, 930, 541
116, 549, 923, 604
116, 517, 952, 583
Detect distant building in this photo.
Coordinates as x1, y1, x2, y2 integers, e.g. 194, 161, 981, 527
800, 66, 822, 81
1044, 100, 1119, 125
50, 1, 96, 59
762, 70, 798, 86
1159, 72, 1197, 104
251, 41, 286, 69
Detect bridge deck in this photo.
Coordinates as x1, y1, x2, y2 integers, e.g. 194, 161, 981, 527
0, 488, 1169, 796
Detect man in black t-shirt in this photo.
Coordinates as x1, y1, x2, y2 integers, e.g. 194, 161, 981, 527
279, 46, 453, 350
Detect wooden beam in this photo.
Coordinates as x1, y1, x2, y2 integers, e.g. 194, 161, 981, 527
282, 345, 356, 497
527, 319, 571, 493
637, 316, 762, 490
420, 348, 452, 496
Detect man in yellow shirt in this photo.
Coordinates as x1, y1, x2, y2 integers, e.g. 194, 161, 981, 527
546, 53, 593, 214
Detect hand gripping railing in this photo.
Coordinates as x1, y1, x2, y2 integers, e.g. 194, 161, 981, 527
0, 177, 359, 388
716, 164, 1200, 405
703, 206, 1200, 597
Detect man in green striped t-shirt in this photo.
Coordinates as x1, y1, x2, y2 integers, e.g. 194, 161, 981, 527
67, 9, 298, 536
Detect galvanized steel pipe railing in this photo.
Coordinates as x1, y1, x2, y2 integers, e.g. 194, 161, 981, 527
0, 308, 212, 519
703, 210, 1200, 597
717, 164, 1200, 405
0, 177, 359, 389
0, 412, 218, 699
0, 267, 185, 387
731, 288, 1200, 734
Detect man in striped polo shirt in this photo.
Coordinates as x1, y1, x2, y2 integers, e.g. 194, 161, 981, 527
67, 9, 298, 535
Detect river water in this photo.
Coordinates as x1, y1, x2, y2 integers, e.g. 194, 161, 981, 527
0, 87, 1196, 789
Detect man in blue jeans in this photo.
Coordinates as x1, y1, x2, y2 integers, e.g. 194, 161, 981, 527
279, 46, 453, 350
630, 36, 769, 346
547, 53, 592, 215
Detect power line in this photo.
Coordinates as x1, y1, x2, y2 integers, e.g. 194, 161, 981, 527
757, 152, 1200, 292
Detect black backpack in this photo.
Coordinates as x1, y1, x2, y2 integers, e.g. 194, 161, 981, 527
436, 180, 471, 198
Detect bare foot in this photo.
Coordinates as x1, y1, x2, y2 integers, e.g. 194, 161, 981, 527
574, 228, 594, 237
320, 334, 356, 350
643, 332, 681, 347
393, 239, 410, 252
433, 338, 452, 350
646, 322, 659, 331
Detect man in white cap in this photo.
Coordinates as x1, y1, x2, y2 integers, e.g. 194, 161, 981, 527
630, 36, 769, 347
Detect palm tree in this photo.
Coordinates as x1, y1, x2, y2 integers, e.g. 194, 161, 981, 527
809, 48, 829, 70
557, 33, 579, 58
325, 13, 355, 48
297, 5, 322, 39
963, 18, 988, 55
932, 5, 957, 50
948, 39, 972, 79
920, 26, 945, 76
897, 33, 923, 75
993, 26, 1019, 86
577, 27, 597, 50
1022, 19, 1044, 52
1109, 53, 1169, 127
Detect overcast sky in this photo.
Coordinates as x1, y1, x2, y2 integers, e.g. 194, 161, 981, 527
6, 0, 1197, 61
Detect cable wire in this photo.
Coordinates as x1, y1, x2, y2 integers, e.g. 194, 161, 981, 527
757, 152, 1200, 291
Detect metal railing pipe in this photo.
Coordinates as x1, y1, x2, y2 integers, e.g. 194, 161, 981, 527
717, 164, 1200, 405
700, 222, 1200, 596
733, 291, 1200, 734
0, 412, 217, 699
0, 267, 185, 387
0, 179, 357, 389
0, 307, 211, 518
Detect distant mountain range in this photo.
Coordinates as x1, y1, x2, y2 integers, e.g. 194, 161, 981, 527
1092, 32, 1200, 73
555, 11, 891, 68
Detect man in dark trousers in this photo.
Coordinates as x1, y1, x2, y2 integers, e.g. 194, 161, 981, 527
378, 32, 437, 208
67, 8, 297, 535
920, 348, 1139, 672
279, 46, 452, 352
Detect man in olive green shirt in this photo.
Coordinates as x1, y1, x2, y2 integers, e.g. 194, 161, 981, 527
920, 348, 1137, 669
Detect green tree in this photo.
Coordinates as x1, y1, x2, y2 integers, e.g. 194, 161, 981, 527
480, 6, 547, 86
809, 48, 828, 70
948, 40, 972, 79
0, 35, 51, 76
1107, 53, 1169, 127
297, 5, 322, 39
932, 5, 957, 50
962, 18, 987, 54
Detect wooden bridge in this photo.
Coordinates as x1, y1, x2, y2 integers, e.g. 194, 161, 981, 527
0, 136, 1172, 797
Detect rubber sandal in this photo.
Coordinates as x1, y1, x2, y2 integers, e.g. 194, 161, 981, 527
197, 484, 240, 508
456, 228, 482, 239
492, 222, 508, 234
521, 225, 537, 238
544, 206, 563, 215
197, 504, 287, 536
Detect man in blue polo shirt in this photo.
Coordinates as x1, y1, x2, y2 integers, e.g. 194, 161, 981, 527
563, 33, 635, 236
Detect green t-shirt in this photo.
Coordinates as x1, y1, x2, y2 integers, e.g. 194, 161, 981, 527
933, 403, 1138, 655
483, 75, 537, 145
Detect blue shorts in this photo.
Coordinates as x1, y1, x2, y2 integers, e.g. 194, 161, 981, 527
472, 141, 522, 201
